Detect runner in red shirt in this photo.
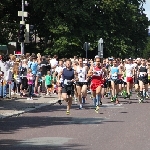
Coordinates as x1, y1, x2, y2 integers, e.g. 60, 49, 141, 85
88, 57, 105, 113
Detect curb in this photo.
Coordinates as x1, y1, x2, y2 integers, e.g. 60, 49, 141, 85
0, 98, 58, 119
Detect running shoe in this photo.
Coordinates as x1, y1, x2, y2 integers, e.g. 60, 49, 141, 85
58, 100, 62, 105
139, 99, 144, 103
100, 101, 102, 105
111, 97, 115, 102
146, 94, 149, 99
66, 110, 70, 115
79, 104, 83, 109
95, 105, 100, 113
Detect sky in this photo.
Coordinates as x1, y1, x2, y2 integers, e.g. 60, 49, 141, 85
143, 1, 150, 30
143, 1, 150, 21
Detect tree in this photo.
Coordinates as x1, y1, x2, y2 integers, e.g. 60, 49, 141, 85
0, 0, 149, 58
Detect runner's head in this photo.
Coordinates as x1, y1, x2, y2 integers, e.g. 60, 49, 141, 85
59, 59, 63, 66
78, 57, 83, 66
128, 58, 132, 64
113, 60, 117, 66
141, 59, 146, 65
65, 59, 72, 69
95, 57, 101, 66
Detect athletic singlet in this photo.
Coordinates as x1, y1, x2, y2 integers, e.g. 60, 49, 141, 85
139, 65, 147, 77
76, 66, 87, 82
91, 66, 103, 82
62, 68, 74, 85
125, 64, 134, 77
110, 66, 119, 80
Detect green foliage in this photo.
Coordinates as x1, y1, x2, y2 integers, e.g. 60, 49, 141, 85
143, 37, 150, 58
0, 0, 149, 58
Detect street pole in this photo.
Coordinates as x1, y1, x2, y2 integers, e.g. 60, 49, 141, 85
18, 0, 28, 55
85, 42, 87, 59
83, 42, 90, 59
98, 38, 103, 62
21, 0, 24, 55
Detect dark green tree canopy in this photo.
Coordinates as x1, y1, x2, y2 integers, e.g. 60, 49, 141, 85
0, 0, 149, 58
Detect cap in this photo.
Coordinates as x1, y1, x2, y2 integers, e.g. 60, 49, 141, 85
128, 58, 133, 60
95, 55, 99, 58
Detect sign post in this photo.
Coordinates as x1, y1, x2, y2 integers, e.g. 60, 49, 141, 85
98, 38, 103, 62
83, 42, 90, 59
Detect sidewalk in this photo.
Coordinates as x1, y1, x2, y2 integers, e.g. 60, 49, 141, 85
0, 94, 58, 119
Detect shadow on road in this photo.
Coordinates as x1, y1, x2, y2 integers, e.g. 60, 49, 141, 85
0, 102, 124, 134
0, 115, 124, 134
0, 139, 84, 150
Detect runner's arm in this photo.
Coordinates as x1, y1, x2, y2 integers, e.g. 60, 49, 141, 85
73, 70, 79, 82
87, 67, 93, 77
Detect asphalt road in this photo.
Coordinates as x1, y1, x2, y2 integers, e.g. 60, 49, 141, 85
0, 92, 150, 150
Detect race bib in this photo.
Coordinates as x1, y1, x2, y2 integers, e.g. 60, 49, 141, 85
139, 72, 146, 77
112, 73, 118, 79
93, 71, 102, 76
64, 79, 68, 85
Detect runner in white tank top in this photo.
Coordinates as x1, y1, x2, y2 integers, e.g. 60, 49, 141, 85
75, 57, 88, 109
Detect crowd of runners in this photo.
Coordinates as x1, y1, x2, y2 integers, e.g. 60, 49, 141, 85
0, 53, 150, 115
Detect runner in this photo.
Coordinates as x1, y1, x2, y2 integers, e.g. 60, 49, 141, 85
88, 57, 105, 113
124, 58, 135, 99
75, 57, 88, 109
138, 59, 148, 103
61, 59, 78, 115
110, 59, 120, 104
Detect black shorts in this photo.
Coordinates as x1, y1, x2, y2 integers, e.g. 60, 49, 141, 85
47, 84, 52, 88
111, 79, 119, 85
62, 85, 74, 96
118, 79, 124, 84
103, 80, 107, 88
134, 79, 139, 85
76, 82, 88, 87
139, 77, 148, 85
107, 80, 111, 88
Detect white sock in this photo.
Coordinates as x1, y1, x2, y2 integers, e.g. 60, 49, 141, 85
80, 104, 82, 108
